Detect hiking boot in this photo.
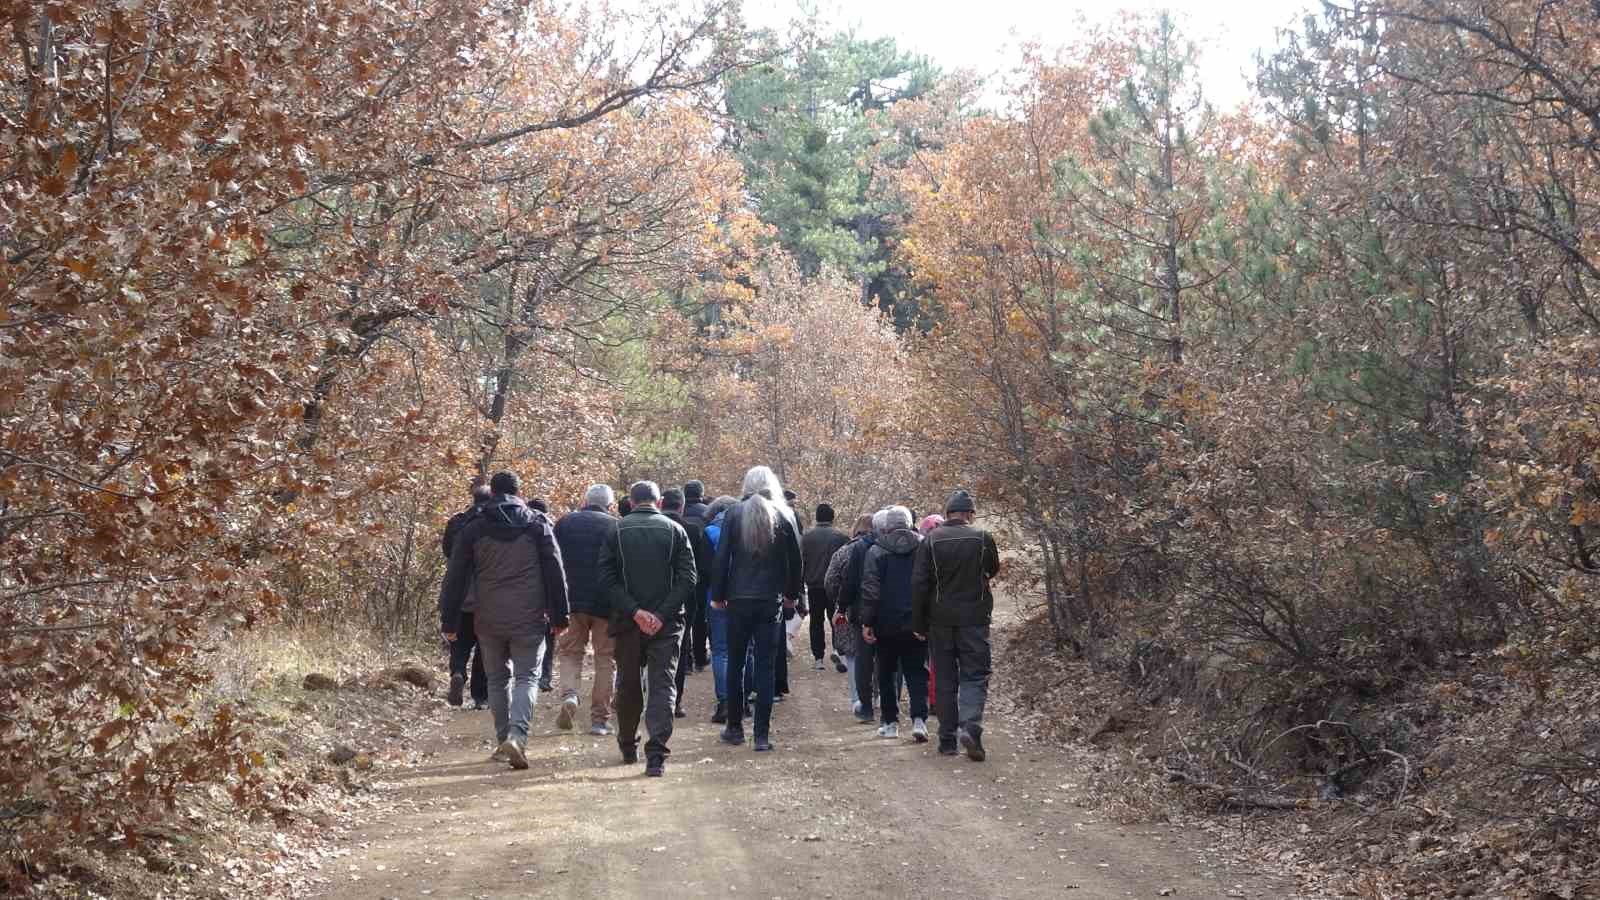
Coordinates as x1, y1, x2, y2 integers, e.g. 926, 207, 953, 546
645, 755, 665, 777
620, 744, 638, 765
556, 696, 578, 731
711, 701, 728, 724
958, 728, 986, 762
720, 725, 745, 746
938, 739, 959, 756
447, 673, 465, 707
500, 738, 529, 770
488, 745, 510, 762
831, 652, 847, 673
674, 704, 686, 719
538, 678, 553, 693
753, 736, 773, 752
589, 722, 611, 736
877, 721, 899, 739
911, 718, 929, 743
812, 659, 826, 671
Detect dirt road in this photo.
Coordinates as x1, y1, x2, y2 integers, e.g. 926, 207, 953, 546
311, 651, 1296, 900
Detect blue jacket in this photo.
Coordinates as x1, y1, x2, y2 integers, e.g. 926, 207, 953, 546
553, 506, 618, 618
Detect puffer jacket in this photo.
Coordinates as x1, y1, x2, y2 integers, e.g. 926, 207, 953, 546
439, 495, 570, 636
553, 505, 618, 617
860, 527, 923, 636
911, 521, 1001, 631
598, 505, 697, 634
825, 533, 875, 624
708, 496, 803, 610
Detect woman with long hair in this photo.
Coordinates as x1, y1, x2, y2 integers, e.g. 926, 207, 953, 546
708, 466, 804, 751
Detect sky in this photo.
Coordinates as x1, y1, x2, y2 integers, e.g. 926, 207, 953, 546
741, 0, 1320, 108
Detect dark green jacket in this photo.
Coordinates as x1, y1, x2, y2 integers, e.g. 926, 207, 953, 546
597, 505, 698, 635
911, 522, 1000, 631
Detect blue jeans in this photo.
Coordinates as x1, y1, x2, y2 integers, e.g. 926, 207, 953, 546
725, 601, 780, 738
708, 599, 729, 703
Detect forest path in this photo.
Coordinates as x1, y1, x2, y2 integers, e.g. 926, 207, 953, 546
310, 638, 1297, 900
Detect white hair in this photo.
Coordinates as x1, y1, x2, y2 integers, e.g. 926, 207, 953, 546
883, 505, 913, 531
738, 465, 790, 554
584, 483, 615, 508
871, 508, 890, 536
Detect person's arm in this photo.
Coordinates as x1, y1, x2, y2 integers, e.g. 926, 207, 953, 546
911, 539, 933, 637
668, 523, 697, 621
597, 524, 635, 622
708, 509, 737, 607
782, 517, 804, 606
438, 522, 476, 635
859, 547, 883, 630
824, 543, 849, 607
535, 516, 569, 630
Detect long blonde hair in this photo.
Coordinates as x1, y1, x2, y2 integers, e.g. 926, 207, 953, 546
738, 465, 789, 555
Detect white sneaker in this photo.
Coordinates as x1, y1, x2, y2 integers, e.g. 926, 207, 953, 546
911, 718, 929, 743
556, 696, 577, 731
812, 659, 826, 671
877, 722, 899, 739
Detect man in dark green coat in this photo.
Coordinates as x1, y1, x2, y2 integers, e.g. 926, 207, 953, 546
598, 481, 698, 776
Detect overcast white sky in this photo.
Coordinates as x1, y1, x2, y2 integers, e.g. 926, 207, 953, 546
741, 0, 1319, 108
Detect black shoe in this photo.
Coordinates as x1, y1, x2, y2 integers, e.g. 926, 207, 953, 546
753, 736, 773, 752
773, 694, 785, 703
645, 755, 665, 777
620, 744, 638, 765
720, 726, 745, 746
538, 679, 554, 693
959, 728, 986, 762
674, 705, 687, 719
939, 739, 959, 756
831, 652, 847, 673
472, 699, 488, 710
447, 673, 465, 707
711, 701, 728, 724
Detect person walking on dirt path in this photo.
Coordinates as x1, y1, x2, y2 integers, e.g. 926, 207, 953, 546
663, 487, 712, 719
802, 503, 851, 672
439, 471, 570, 770
597, 481, 698, 776
710, 466, 803, 752
912, 490, 1001, 761
441, 479, 494, 710
682, 480, 713, 670
702, 495, 738, 723
825, 513, 874, 709
860, 506, 930, 743
553, 484, 620, 736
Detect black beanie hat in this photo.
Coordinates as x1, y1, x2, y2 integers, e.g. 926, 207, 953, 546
815, 503, 835, 524
944, 490, 975, 515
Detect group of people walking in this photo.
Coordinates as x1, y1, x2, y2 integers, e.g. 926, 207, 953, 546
437, 465, 1002, 777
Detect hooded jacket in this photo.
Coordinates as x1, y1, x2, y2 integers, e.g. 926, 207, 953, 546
553, 505, 619, 617
860, 527, 924, 636
439, 495, 570, 637
801, 523, 850, 592
708, 496, 803, 610
597, 505, 697, 635
911, 521, 1001, 631
440, 496, 492, 612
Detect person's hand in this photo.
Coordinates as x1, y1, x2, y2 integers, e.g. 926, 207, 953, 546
832, 612, 848, 627
862, 626, 876, 644
443, 633, 457, 643
712, 599, 728, 610
633, 609, 662, 636
913, 632, 926, 642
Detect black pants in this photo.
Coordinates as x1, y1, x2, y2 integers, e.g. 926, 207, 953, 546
691, 595, 710, 668
876, 631, 929, 724
774, 618, 790, 695
675, 622, 694, 709
808, 587, 833, 660
539, 631, 555, 685
852, 624, 876, 714
448, 611, 489, 704
726, 603, 779, 738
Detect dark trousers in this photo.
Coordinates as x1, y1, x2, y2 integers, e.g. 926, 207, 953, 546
852, 624, 877, 714
775, 622, 790, 695
808, 583, 832, 660
876, 631, 929, 724
929, 624, 992, 742
691, 598, 710, 668
539, 631, 555, 685
726, 602, 780, 738
675, 623, 694, 710
448, 611, 489, 704
614, 622, 684, 758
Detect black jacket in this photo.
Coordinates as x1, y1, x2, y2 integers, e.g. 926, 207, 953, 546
669, 510, 712, 628
553, 506, 618, 618
861, 527, 923, 636
439, 495, 570, 636
708, 496, 804, 610
801, 524, 850, 589
598, 505, 698, 635
912, 522, 1001, 631
834, 534, 876, 624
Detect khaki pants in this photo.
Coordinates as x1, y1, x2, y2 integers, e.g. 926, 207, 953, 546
557, 612, 615, 726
